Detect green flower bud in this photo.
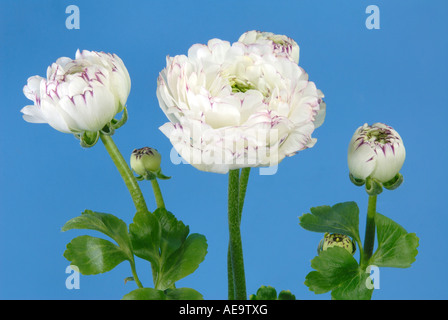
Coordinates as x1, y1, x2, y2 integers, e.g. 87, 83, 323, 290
317, 233, 356, 255
130, 147, 162, 177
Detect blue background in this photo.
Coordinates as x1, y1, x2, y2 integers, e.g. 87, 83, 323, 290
1, 0, 447, 300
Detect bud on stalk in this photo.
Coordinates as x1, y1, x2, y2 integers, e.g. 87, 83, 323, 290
348, 123, 405, 194
130, 147, 170, 180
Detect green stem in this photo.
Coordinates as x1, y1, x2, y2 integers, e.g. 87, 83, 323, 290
227, 169, 247, 300
150, 178, 166, 209
130, 259, 144, 288
99, 133, 148, 288
227, 245, 234, 300
238, 168, 251, 223
361, 195, 377, 269
100, 134, 148, 213
228, 168, 251, 299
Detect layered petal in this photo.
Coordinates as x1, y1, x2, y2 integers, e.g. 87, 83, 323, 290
21, 49, 131, 136
348, 123, 406, 183
238, 30, 300, 64
156, 32, 325, 174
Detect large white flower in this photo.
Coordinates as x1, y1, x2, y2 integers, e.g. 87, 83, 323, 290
156, 34, 326, 174
348, 123, 406, 183
21, 50, 131, 143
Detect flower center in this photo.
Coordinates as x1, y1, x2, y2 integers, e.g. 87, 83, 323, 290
221, 57, 269, 96
228, 76, 257, 93
65, 60, 91, 76
132, 147, 155, 159
365, 128, 392, 145
66, 66, 84, 75
269, 36, 287, 46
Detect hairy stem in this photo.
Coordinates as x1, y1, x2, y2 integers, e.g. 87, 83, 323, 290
227, 169, 247, 300
227, 167, 251, 299
100, 134, 148, 213
100, 133, 148, 288
361, 195, 377, 269
150, 178, 166, 209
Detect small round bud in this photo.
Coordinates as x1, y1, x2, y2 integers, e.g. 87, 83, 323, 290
347, 123, 405, 191
317, 233, 356, 255
130, 147, 162, 178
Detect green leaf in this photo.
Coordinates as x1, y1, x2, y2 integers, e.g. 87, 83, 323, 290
369, 213, 419, 268
122, 288, 165, 300
277, 290, 296, 300
305, 247, 358, 293
156, 208, 190, 260
129, 210, 161, 268
62, 210, 132, 253
253, 286, 277, 300
304, 247, 373, 300
62, 211, 135, 275
299, 202, 361, 244
158, 233, 208, 289
64, 235, 129, 275
122, 287, 203, 300
129, 208, 208, 291
303, 271, 335, 294
250, 286, 296, 300
331, 269, 373, 300
164, 288, 204, 300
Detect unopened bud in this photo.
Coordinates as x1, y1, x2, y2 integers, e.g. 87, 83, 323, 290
130, 147, 162, 178
348, 123, 405, 193
318, 233, 356, 255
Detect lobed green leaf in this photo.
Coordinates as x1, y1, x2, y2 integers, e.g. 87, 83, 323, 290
249, 285, 296, 300
299, 202, 361, 245
64, 235, 129, 275
129, 210, 161, 268
158, 233, 208, 290
331, 269, 373, 300
304, 247, 373, 300
63, 208, 208, 291
156, 208, 190, 261
62, 210, 132, 252
369, 213, 419, 268
129, 208, 208, 291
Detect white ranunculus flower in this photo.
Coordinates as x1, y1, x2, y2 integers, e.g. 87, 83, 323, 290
348, 123, 406, 183
157, 35, 326, 174
238, 30, 300, 64
21, 50, 131, 144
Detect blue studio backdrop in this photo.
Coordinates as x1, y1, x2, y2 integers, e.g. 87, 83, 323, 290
0, 0, 447, 300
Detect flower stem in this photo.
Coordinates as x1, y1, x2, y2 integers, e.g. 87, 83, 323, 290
100, 134, 149, 213
238, 168, 251, 223
361, 195, 377, 269
227, 168, 251, 299
150, 178, 166, 209
129, 259, 144, 288
99, 133, 148, 288
227, 246, 234, 299
227, 169, 247, 300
